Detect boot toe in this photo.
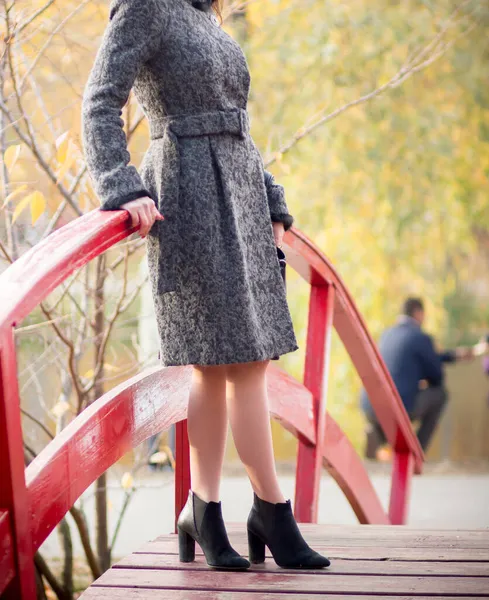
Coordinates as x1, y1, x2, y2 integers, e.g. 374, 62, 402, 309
307, 551, 330, 568
209, 554, 251, 570
284, 549, 331, 569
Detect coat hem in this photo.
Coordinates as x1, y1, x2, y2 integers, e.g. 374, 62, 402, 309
159, 342, 299, 367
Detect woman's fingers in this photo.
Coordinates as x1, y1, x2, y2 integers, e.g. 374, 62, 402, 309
152, 203, 165, 221
120, 196, 164, 238
126, 206, 140, 229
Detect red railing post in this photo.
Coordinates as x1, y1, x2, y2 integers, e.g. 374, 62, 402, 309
0, 328, 36, 599
389, 451, 415, 525
174, 419, 191, 531
294, 282, 335, 523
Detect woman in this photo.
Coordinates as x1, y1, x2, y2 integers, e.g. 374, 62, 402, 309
81, 0, 329, 571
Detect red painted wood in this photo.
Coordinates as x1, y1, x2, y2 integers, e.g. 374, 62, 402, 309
82, 593, 484, 600
0, 209, 426, 598
0, 511, 16, 596
295, 284, 334, 523
283, 229, 423, 474
0, 329, 36, 600
26, 366, 192, 552
174, 419, 191, 531
267, 367, 388, 525
91, 568, 489, 595
389, 451, 415, 525
0, 210, 135, 330
25, 362, 386, 558
321, 417, 390, 525
117, 551, 489, 576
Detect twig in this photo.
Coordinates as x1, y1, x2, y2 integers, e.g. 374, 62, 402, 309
34, 552, 67, 600
69, 505, 102, 580
20, 407, 54, 440
264, 2, 478, 167
17, 0, 56, 34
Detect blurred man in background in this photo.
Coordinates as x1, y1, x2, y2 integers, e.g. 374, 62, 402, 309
361, 297, 479, 460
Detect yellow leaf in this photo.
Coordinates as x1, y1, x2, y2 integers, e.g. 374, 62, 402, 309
83, 368, 94, 379
2, 184, 28, 208
30, 191, 46, 225
56, 139, 77, 184
12, 194, 33, 224
4, 145, 21, 171
56, 131, 70, 164
103, 363, 119, 373
121, 472, 134, 490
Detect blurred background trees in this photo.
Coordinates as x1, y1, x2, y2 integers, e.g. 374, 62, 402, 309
1, 0, 489, 596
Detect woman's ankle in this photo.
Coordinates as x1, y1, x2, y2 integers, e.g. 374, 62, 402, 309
252, 488, 286, 504
190, 487, 220, 503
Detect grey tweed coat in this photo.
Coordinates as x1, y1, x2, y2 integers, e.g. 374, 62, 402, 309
81, 0, 299, 366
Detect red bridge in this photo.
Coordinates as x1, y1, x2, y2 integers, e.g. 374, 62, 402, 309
1, 212, 487, 599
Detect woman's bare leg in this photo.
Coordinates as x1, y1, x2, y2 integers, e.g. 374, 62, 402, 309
225, 360, 285, 503
188, 364, 228, 502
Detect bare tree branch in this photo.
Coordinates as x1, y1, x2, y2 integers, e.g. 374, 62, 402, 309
264, 2, 479, 167
17, 0, 56, 34
69, 506, 102, 580
21, 407, 54, 440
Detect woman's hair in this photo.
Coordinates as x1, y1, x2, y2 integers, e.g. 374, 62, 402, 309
212, 0, 223, 21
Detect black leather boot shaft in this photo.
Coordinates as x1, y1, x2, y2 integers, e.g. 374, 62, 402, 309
247, 493, 330, 569
177, 490, 250, 570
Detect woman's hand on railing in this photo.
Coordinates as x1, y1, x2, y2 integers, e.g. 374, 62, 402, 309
120, 196, 164, 238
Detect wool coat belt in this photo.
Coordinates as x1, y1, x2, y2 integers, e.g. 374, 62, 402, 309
146, 107, 251, 295
149, 107, 250, 141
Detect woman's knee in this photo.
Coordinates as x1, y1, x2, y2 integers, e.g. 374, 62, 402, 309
226, 359, 269, 381
192, 363, 227, 382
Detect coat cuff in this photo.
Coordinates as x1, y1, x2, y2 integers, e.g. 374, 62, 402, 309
270, 212, 294, 231
99, 188, 156, 211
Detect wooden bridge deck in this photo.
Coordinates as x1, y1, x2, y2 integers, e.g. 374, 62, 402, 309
81, 524, 489, 599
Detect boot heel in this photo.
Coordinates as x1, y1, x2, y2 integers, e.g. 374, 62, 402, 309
178, 527, 195, 562
248, 529, 265, 564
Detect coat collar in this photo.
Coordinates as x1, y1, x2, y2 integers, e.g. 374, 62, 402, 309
184, 0, 213, 12
397, 314, 421, 329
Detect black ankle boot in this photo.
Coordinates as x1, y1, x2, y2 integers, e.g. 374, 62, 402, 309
247, 493, 330, 569
177, 490, 250, 570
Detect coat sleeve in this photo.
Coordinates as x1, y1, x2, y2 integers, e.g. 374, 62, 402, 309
263, 170, 294, 231
81, 0, 163, 211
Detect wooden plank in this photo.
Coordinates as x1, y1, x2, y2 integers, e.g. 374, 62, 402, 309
81, 590, 487, 600
81, 590, 488, 600
137, 539, 489, 562
92, 569, 489, 595
115, 553, 489, 576
226, 524, 489, 546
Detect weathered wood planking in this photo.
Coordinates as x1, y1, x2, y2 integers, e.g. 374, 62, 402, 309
82, 592, 485, 600
116, 554, 489, 577
82, 592, 487, 600
91, 569, 489, 595
135, 542, 489, 563
79, 524, 489, 598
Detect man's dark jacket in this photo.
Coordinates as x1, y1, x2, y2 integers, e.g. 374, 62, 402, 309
361, 317, 455, 415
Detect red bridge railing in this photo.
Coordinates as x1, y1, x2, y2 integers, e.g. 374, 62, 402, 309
0, 210, 423, 599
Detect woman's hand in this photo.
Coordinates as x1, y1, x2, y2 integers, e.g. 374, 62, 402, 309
272, 221, 285, 248
120, 196, 164, 238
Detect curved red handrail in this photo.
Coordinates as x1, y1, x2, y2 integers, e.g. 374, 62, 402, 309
25, 364, 388, 553
284, 229, 423, 472
0, 208, 422, 598
0, 209, 422, 471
